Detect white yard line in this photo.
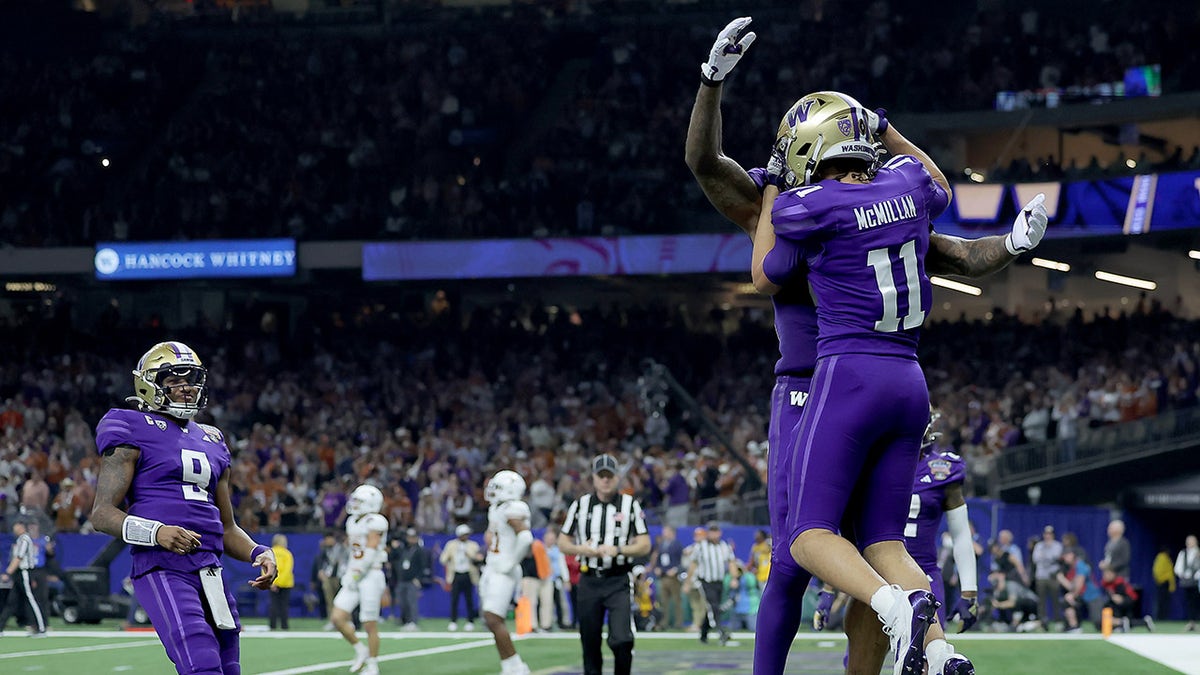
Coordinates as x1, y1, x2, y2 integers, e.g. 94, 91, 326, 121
254, 638, 495, 675
1109, 634, 1200, 675
0, 639, 160, 660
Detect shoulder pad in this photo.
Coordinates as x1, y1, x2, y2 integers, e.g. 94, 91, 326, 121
95, 409, 142, 455
505, 501, 531, 521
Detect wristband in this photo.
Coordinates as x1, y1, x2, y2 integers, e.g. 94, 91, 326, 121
123, 515, 165, 547
251, 544, 270, 562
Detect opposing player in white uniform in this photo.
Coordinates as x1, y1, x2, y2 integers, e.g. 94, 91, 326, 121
481, 470, 534, 675
331, 485, 389, 675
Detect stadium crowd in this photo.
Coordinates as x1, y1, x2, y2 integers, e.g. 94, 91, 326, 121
1, 294, 1198, 538
2, 1, 1199, 246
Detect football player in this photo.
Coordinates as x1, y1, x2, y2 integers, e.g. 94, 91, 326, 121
331, 484, 389, 675
837, 410, 979, 674
481, 470, 534, 675
686, 17, 1044, 675
90, 341, 277, 675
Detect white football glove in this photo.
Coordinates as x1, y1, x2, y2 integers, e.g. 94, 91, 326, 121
766, 133, 797, 189
701, 17, 757, 85
1005, 192, 1048, 255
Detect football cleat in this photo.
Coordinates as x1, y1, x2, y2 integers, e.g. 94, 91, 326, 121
933, 655, 975, 675
349, 642, 369, 673
879, 587, 939, 675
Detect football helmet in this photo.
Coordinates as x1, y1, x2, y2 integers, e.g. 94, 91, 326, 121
130, 341, 209, 420
921, 407, 943, 451
484, 470, 526, 504
346, 484, 384, 516
775, 91, 882, 188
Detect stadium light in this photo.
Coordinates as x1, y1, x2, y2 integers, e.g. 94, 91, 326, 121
1094, 270, 1156, 290
1031, 257, 1071, 272
1188, 250, 1200, 260
930, 276, 983, 296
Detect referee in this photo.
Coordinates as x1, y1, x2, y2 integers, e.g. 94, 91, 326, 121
558, 455, 651, 675
0, 521, 47, 636
687, 521, 733, 645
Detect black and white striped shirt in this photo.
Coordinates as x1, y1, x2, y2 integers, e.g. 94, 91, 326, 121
562, 492, 648, 572
690, 539, 733, 583
10, 533, 36, 571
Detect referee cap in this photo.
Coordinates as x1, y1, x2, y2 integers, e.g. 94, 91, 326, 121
592, 454, 620, 476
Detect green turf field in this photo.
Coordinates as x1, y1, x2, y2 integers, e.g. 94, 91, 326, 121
1, 618, 1195, 674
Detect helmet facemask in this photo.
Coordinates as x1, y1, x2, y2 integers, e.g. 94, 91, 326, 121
130, 342, 209, 420
777, 91, 885, 188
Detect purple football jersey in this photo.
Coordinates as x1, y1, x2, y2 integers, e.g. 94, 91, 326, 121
768, 155, 949, 359
96, 408, 230, 578
751, 166, 819, 376
904, 447, 966, 570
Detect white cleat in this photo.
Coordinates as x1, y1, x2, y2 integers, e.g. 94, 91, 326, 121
463, 621, 475, 631
447, 621, 459, 632
349, 642, 370, 673
879, 587, 939, 675
360, 660, 379, 675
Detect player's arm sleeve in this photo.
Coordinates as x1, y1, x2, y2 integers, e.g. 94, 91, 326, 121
946, 504, 977, 593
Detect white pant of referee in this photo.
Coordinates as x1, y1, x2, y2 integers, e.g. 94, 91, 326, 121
0, 569, 48, 634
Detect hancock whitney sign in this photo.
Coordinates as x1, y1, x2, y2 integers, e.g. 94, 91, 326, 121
94, 239, 297, 280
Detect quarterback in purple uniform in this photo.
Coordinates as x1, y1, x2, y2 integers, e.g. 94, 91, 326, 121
90, 342, 277, 675
686, 17, 1045, 675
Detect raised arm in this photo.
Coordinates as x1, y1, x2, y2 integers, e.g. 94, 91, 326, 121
684, 17, 762, 236
751, 184, 781, 294
875, 119, 952, 204
928, 192, 1049, 277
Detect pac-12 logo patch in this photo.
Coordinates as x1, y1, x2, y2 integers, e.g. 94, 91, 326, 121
928, 459, 952, 481
838, 118, 854, 137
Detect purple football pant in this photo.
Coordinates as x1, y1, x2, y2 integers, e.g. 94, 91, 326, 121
754, 375, 814, 675
786, 354, 930, 549
134, 568, 242, 675
923, 563, 947, 627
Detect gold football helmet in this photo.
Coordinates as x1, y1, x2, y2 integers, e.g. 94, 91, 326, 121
130, 341, 209, 419
775, 91, 882, 188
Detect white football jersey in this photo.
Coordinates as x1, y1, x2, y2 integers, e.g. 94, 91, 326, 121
486, 500, 531, 569
346, 512, 389, 572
